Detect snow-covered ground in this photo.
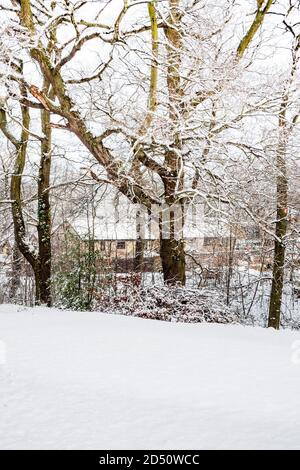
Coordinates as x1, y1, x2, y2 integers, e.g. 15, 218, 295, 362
1, 304, 300, 450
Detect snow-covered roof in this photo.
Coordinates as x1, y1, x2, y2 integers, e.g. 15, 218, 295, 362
71, 218, 140, 240
65, 203, 231, 241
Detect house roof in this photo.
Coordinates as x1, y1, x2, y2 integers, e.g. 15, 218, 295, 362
71, 218, 140, 241
63, 204, 231, 241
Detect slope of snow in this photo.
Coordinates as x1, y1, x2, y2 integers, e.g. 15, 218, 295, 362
0, 304, 300, 450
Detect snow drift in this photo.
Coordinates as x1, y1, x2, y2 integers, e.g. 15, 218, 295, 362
0, 304, 300, 450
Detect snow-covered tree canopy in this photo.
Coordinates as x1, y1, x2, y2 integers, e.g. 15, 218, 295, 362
1, 1, 300, 316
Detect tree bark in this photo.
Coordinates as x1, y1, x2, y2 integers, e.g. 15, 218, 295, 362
160, 237, 186, 285
134, 238, 145, 273
159, 204, 186, 285
37, 105, 52, 306
268, 143, 288, 329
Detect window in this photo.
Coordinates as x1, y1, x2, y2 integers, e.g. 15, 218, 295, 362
100, 241, 106, 251
117, 241, 126, 250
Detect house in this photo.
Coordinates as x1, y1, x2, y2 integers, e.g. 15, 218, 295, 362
52, 199, 234, 273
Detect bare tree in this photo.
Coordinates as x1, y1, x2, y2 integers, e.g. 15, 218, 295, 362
0, 0, 275, 285
0, 68, 53, 305
268, 12, 300, 329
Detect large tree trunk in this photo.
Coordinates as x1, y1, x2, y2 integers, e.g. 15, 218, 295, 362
268, 105, 288, 329
268, 232, 286, 329
159, 203, 186, 285
134, 238, 145, 273
35, 261, 51, 306
37, 106, 52, 306
160, 237, 185, 285
268, 153, 288, 329
34, 269, 41, 305
267, 35, 300, 328
158, 0, 186, 287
